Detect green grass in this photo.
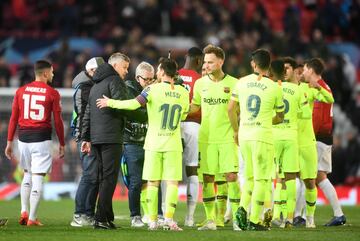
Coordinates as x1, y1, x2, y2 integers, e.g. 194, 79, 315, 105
0, 200, 359, 241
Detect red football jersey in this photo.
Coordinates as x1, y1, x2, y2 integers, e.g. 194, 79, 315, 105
179, 68, 201, 123
312, 79, 333, 144
7, 81, 65, 145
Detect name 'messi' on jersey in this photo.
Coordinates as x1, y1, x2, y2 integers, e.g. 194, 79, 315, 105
203, 97, 229, 105
165, 91, 181, 99
25, 86, 47, 93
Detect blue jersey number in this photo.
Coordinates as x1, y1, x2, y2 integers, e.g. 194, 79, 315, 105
159, 104, 182, 130
283, 99, 290, 123
247, 95, 261, 120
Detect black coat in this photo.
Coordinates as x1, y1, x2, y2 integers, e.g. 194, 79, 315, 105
81, 63, 129, 144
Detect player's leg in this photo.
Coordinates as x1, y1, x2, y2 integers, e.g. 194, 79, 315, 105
182, 122, 200, 227
162, 151, 183, 231
299, 144, 318, 228
214, 178, 227, 227
316, 142, 346, 226
27, 140, 53, 226
248, 141, 273, 231
142, 150, 162, 230
197, 143, 217, 230
221, 143, 241, 231
18, 140, 32, 225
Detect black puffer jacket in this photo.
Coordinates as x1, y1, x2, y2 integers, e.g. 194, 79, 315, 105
81, 63, 129, 144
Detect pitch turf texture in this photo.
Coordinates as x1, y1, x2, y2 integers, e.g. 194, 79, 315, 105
0, 200, 359, 241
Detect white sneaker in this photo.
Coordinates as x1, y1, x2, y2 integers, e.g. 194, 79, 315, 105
197, 220, 217, 231
148, 221, 158, 230
157, 215, 165, 227
142, 215, 149, 224
224, 213, 232, 224
306, 216, 316, 228
163, 219, 183, 231
131, 216, 145, 228
233, 222, 242, 231
184, 217, 194, 227
70, 214, 93, 227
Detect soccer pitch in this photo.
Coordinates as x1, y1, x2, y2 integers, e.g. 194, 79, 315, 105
0, 200, 359, 241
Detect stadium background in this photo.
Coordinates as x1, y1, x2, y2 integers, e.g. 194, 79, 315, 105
0, 0, 359, 204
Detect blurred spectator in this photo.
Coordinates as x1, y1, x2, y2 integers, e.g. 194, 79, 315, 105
17, 55, 34, 86
0, 57, 11, 87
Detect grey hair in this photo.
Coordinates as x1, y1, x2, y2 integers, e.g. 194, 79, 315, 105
108, 52, 130, 65
135, 61, 154, 77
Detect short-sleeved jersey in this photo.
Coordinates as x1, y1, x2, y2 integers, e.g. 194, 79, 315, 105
179, 68, 201, 123
273, 82, 307, 141
231, 73, 284, 144
7, 80, 64, 145
138, 82, 189, 152
192, 74, 238, 143
297, 82, 334, 147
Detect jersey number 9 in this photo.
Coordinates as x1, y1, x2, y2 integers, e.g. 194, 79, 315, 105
247, 95, 261, 120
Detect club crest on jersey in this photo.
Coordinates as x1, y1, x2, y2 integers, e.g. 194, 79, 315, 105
224, 87, 230, 93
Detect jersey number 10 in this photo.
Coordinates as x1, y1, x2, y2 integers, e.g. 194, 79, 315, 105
159, 103, 182, 131
22, 94, 46, 120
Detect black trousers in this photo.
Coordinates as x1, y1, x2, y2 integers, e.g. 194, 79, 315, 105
93, 143, 122, 222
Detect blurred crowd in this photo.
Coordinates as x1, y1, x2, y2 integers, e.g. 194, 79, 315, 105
0, 0, 359, 184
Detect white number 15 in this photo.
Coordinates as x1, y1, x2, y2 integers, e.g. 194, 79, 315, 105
22, 94, 45, 120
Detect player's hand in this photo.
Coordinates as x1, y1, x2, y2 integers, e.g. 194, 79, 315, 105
96, 95, 109, 109
5, 141, 13, 160
309, 79, 321, 90
59, 145, 65, 159
233, 131, 239, 146
81, 141, 91, 154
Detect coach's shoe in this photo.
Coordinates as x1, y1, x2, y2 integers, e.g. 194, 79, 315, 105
293, 216, 306, 227
131, 216, 145, 228
94, 221, 114, 230
0, 218, 8, 227
163, 219, 183, 231
263, 209, 273, 229
108, 221, 117, 229
306, 216, 316, 228
27, 219, 43, 226
324, 215, 346, 226
235, 207, 247, 231
19, 211, 29, 226
148, 221, 158, 231
197, 220, 217, 231
247, 221, 269, 231
184, 216, 194, 227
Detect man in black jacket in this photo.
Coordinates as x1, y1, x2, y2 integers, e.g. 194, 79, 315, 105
81, 52, 131, 229
71, 57, 105, 227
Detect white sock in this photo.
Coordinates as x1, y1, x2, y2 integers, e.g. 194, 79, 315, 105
224, 198, 232, 219
186, 175, 199, 219
29, 175, 44, 221
21, 172, 32, 213
295, 178, 306, 217
318, 179, 344, 217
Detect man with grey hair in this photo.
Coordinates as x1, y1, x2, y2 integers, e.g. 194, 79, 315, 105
81, 53, 146, 229
123, 61, 163, 227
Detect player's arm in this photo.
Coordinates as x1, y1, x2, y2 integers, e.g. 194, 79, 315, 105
309, 80, 334, 103
53, 91, 65, 158
297, 93, 312, 119
273, 86, 285, 125
189, 79, 201, 114
5, 92, 20, 160
228, 99, 240, 145
96, 95, 141, 110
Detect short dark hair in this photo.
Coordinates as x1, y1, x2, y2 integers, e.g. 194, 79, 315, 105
270, 59, 285, 80
187, 47, 203, 58
203, 44, 225, 60
251, 49, 271, 70
34, 60, 52, 75
159, 57, 178, 78
283, 57, 297, 69
304, 58, 325, 75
